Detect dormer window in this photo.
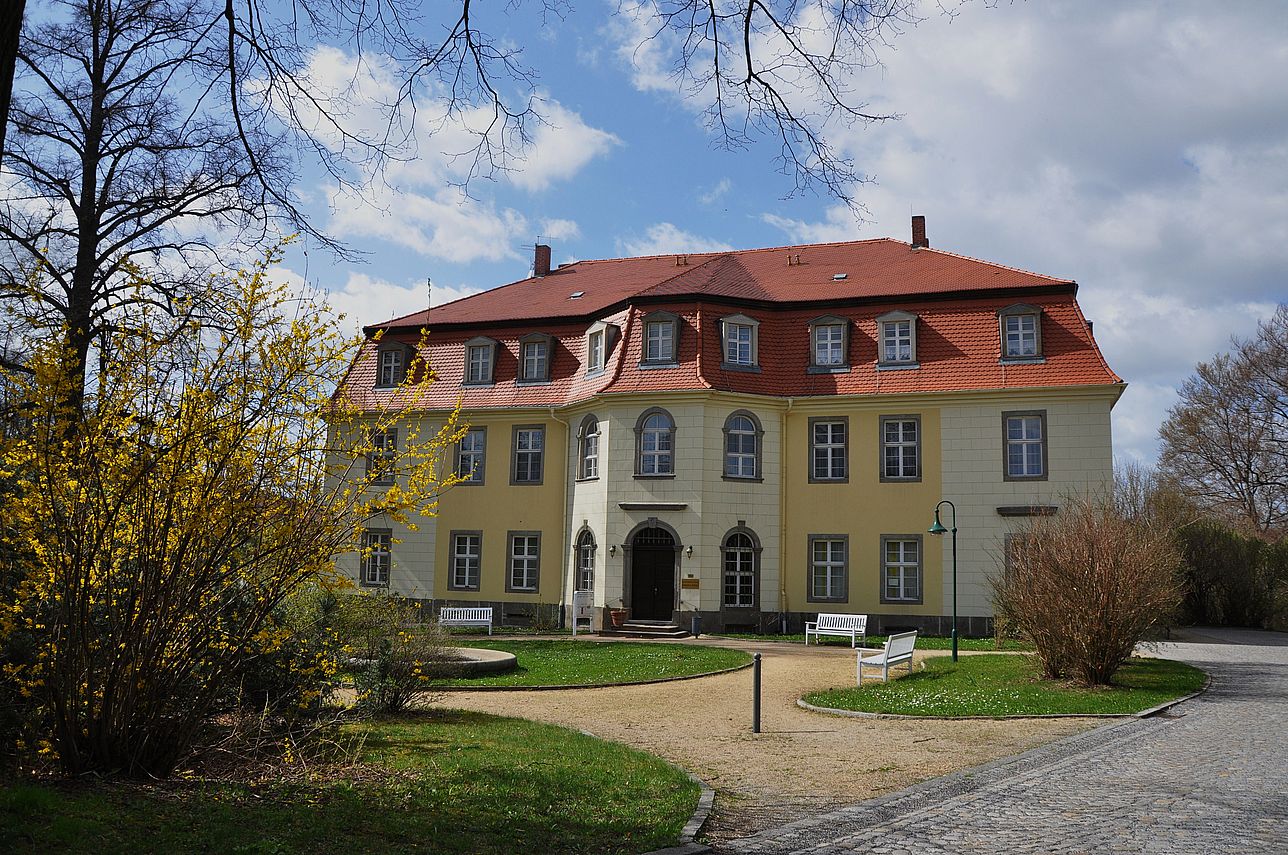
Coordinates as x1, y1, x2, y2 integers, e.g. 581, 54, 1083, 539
998, 304, 1044, 361
518, 333, 553, 383
375, 344, 408, 388
808, 315, 849, 371
877, 310, 919, 367
641, 311, 680, 366
721, 314, 760, 369
463, 336, 498, 385
584, 320, 619, 377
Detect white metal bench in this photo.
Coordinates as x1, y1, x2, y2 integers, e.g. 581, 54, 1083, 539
438, 606, 493, 635
805, 613, 868, 647
856, 630, 918, 684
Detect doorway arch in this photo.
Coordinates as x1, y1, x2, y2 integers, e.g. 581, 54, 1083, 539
625, 521, 680, 621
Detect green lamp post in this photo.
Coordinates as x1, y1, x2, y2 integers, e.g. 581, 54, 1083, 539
928, 500, 958, 662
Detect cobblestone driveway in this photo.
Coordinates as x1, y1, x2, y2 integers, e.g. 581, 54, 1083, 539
714, 628, 1288, 855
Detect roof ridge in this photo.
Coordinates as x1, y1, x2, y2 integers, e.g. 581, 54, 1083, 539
574, 236, 894, 265
633, 252, 735, 297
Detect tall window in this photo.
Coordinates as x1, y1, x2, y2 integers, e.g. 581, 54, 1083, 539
1004, 411, 1046, 479
578, 415, 600, 480
724, 412, 760, 479
587, 330, 605, 373
576, 530, 596, 592
999, 305, 1043, 359
508, 532, 540, 592
809, 536, 846, 601
725, 323, 753, 365
366, 427, 397, 485
512, 426, 545, 483
814, 323, 845, 366
377, 348, 404, 387
882, 537, 922, 602
456, 428, 486, 483
636, 409, 675, 476
810, 419, 847, 481
520, 339, 549, 381
466, 343, 493, 384
450, 532, 481, 590
723, 531, 756, 608
361, 529, 391, 586
645, 320, 675, 363
881, 417, 920, 480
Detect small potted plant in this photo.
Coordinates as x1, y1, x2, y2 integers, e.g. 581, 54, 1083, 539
608, 599, 630, 628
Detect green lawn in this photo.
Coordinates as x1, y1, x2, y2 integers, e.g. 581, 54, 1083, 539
804, 654, 1205, 717
712, 632, 1034, 651
437, 639, 751, 688
0, 711, 697, 855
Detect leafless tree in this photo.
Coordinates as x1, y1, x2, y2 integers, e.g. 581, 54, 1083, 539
2, 0, 923, 403
1158, 306, 1288, 535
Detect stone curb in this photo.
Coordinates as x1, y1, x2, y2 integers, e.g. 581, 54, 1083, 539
432, 660, 753, 692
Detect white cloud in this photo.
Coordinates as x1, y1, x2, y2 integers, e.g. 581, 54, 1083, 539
617, 223, 735, 257
762, 205, 862, 244
271, 265, 486, 333
699, 178, 732, 205
799, 0, 1288, 463
508, 103, 620, 192
539, 217, 582, 241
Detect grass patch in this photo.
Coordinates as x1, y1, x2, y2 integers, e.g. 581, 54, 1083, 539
0, 711, 697, 854
804, 654, 1205, 717
437, 639, 751, 687
711, 632, 1034, 651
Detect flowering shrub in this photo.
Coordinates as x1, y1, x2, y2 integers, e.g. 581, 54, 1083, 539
340, 593, 452, 714
0, 249, 462, 777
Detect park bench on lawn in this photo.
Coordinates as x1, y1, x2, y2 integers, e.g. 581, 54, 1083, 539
856, 630, 918, 685
805, 613, 868, 647
438, 606, 493, 635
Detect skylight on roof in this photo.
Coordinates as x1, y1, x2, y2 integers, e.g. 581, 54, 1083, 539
570, 291, 584, 299
832, 273, 848, 281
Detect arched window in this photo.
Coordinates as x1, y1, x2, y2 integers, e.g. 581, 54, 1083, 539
722, 530, 758, 608
635, 408, 676, 476
723, 411, 762, 479
576, 530, 596, 592
578, 415, 600, 480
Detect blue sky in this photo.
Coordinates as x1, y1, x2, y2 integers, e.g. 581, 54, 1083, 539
273, 1, 1288, 466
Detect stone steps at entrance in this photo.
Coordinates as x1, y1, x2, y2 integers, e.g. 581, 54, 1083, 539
601, 619, 690, 639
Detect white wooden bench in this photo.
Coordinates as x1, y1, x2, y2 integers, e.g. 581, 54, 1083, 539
805, 613, 868, 647
438, 606, 493, 635
856, 630, 918, 684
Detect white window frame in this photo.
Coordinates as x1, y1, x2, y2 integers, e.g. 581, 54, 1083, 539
376, 347, 404, 388
722, 532, 756, 608
576, 530, 596, 592
882, 536, 922, 603
645, 320, 674, 363
1003, 411, 1047, 480
450, 531, 481, 590
808, 536, 847, 602
456, 427, 486, 483
507, 532, 540, 592
636, 409, 675, 476
520, 339, 548, 382
998, 304, 1044, 360
366, 427, 397, 485
512, 425, 545, 484
466, 344, 492, 384
723, 412, 760, 479
720, 314, 760, 368
360, 529, 392, 587
587, 330, 605, 373
880, 416, 920, 481
578, 415, 600, 480
815, 324, 845, 366
810, 418, 847, 482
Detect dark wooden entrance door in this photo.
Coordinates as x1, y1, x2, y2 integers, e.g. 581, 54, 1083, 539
630, 528, 676, 621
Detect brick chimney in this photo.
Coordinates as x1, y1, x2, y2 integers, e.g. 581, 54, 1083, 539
534, 243, 552, 276
911, 215, 929, 249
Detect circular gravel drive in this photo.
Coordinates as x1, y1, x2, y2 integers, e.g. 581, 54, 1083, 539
430, 636, 1095, 843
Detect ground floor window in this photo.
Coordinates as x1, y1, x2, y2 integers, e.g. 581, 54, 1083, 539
576, 530, 595, 592
722, 531, 756, 607
451, 531, 481, 590
882, 536, 922, 602
809, 536, 847, 601
508, 532, 540, 592
361, 529, 391, 586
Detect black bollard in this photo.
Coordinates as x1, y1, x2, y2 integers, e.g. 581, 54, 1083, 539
752, 652, 762, 733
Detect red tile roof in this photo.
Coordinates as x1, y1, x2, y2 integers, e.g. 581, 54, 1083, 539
372, 238, 1075, 331
344, 237, 1121, 411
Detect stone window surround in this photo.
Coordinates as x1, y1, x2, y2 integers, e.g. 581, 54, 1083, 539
1002, 409, 1049, 482
808, 314, 851, 372
454, 426, 487, 486
720, 525, 762, 610
375, 342, 412, 388
505, 530, 541, 593
720, 312, 761, 371
576, 414, 600, 481
880, 533, 924, 604
462, 335, 499, 386
447, 529, 483, 592
634, 406, 677, 479
517, 332, 554, 383
640, 310, 682, 367
510, 423, 546, 485
879, 414, 922, 482
997, 303, 1045, 362
575, 527, 596, 592
722, 409, 764, 481
806, 533, 849, 603
808, 415, 849, 484
365, 425, 398, 486
584, 320, 620, 377
359, 527, 392, 587
876, 309, 919, 367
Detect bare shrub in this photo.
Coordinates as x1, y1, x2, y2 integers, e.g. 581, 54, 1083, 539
992, 492, 1183, 686
335, 594, 454, 714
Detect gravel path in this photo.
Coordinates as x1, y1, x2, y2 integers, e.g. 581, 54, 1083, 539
714, 627, 1288, 854
429, 637, 1093, 844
